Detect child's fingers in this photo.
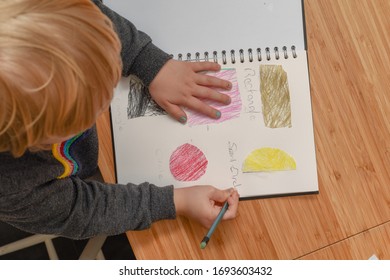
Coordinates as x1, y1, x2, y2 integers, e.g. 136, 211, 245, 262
193, 86, 231, 105
189, 61, 221, 72
210, 187, 234, 204
164, 103, 188, 124
184, 97, 221, 120
161, 95, 221, 123
223, 190, 239, 220
208, 188, 238, 220
196, 73, 232, 91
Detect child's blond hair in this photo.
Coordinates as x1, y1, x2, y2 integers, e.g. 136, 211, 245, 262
0, 0, 121, 157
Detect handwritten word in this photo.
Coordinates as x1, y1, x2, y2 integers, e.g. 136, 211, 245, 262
243, 68, 260, 121
228, 141, 242, 188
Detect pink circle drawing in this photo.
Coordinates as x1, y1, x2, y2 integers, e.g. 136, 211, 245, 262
169, 143, 208, 181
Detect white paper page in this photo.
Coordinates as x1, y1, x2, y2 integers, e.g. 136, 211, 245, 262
104, 0, 306, 58
111, 50, 318, 198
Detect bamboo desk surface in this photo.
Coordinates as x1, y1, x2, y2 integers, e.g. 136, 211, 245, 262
96, 0, 390, 259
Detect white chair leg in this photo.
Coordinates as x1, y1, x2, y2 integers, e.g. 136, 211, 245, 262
1, 234, 107, 260
44, 238, 59, 260
0, 234, 57, 256
96, 250, 105, 260
78, 235, 107, 260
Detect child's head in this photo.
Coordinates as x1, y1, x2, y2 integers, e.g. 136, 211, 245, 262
0, 0, 121, 157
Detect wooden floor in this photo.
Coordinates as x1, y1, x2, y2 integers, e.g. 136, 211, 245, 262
97, 0, 390, 259
299, 0, 390, 259
300, 221, 390, 259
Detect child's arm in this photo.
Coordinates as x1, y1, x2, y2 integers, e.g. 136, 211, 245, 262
1, 177, 238, 239
92, 0, 171, 87
0, 177, 176, 239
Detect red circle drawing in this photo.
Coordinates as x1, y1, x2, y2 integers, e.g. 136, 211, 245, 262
169, 143, 208, 181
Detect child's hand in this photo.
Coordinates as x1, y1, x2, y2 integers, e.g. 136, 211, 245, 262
148, 59, 232, 124
173, 185, 239, 228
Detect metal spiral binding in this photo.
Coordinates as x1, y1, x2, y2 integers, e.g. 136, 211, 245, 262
283, 46, 288, 59
213, 51, 218, 63
176, 45, 297, 64
222, 50, 227, 64
248, 48, 253, 62
291, 45, 297, 58
257, 48, 262, 62
204, 51, 209, 61
239, 49, 245, 63
195, 52, 200, 61
265, 47, 271, 61
231, 50, 236, 64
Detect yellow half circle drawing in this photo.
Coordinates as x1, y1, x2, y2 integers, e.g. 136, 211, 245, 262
242, 147, 296, 172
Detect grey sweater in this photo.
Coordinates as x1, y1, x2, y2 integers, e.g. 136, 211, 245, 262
0, 0, 175, 239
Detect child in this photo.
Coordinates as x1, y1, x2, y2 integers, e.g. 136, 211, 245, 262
0, 0, 239, 239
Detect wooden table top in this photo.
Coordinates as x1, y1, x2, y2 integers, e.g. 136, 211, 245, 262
96, 0, 390, 259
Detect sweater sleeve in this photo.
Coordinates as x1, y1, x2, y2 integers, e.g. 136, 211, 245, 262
93, 0, 172, 86
0, 177, 176, 239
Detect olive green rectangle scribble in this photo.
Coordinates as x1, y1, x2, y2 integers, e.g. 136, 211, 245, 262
260, 65, 292, 128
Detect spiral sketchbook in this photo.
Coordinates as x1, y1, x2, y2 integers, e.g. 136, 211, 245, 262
106, 0, 318, 199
